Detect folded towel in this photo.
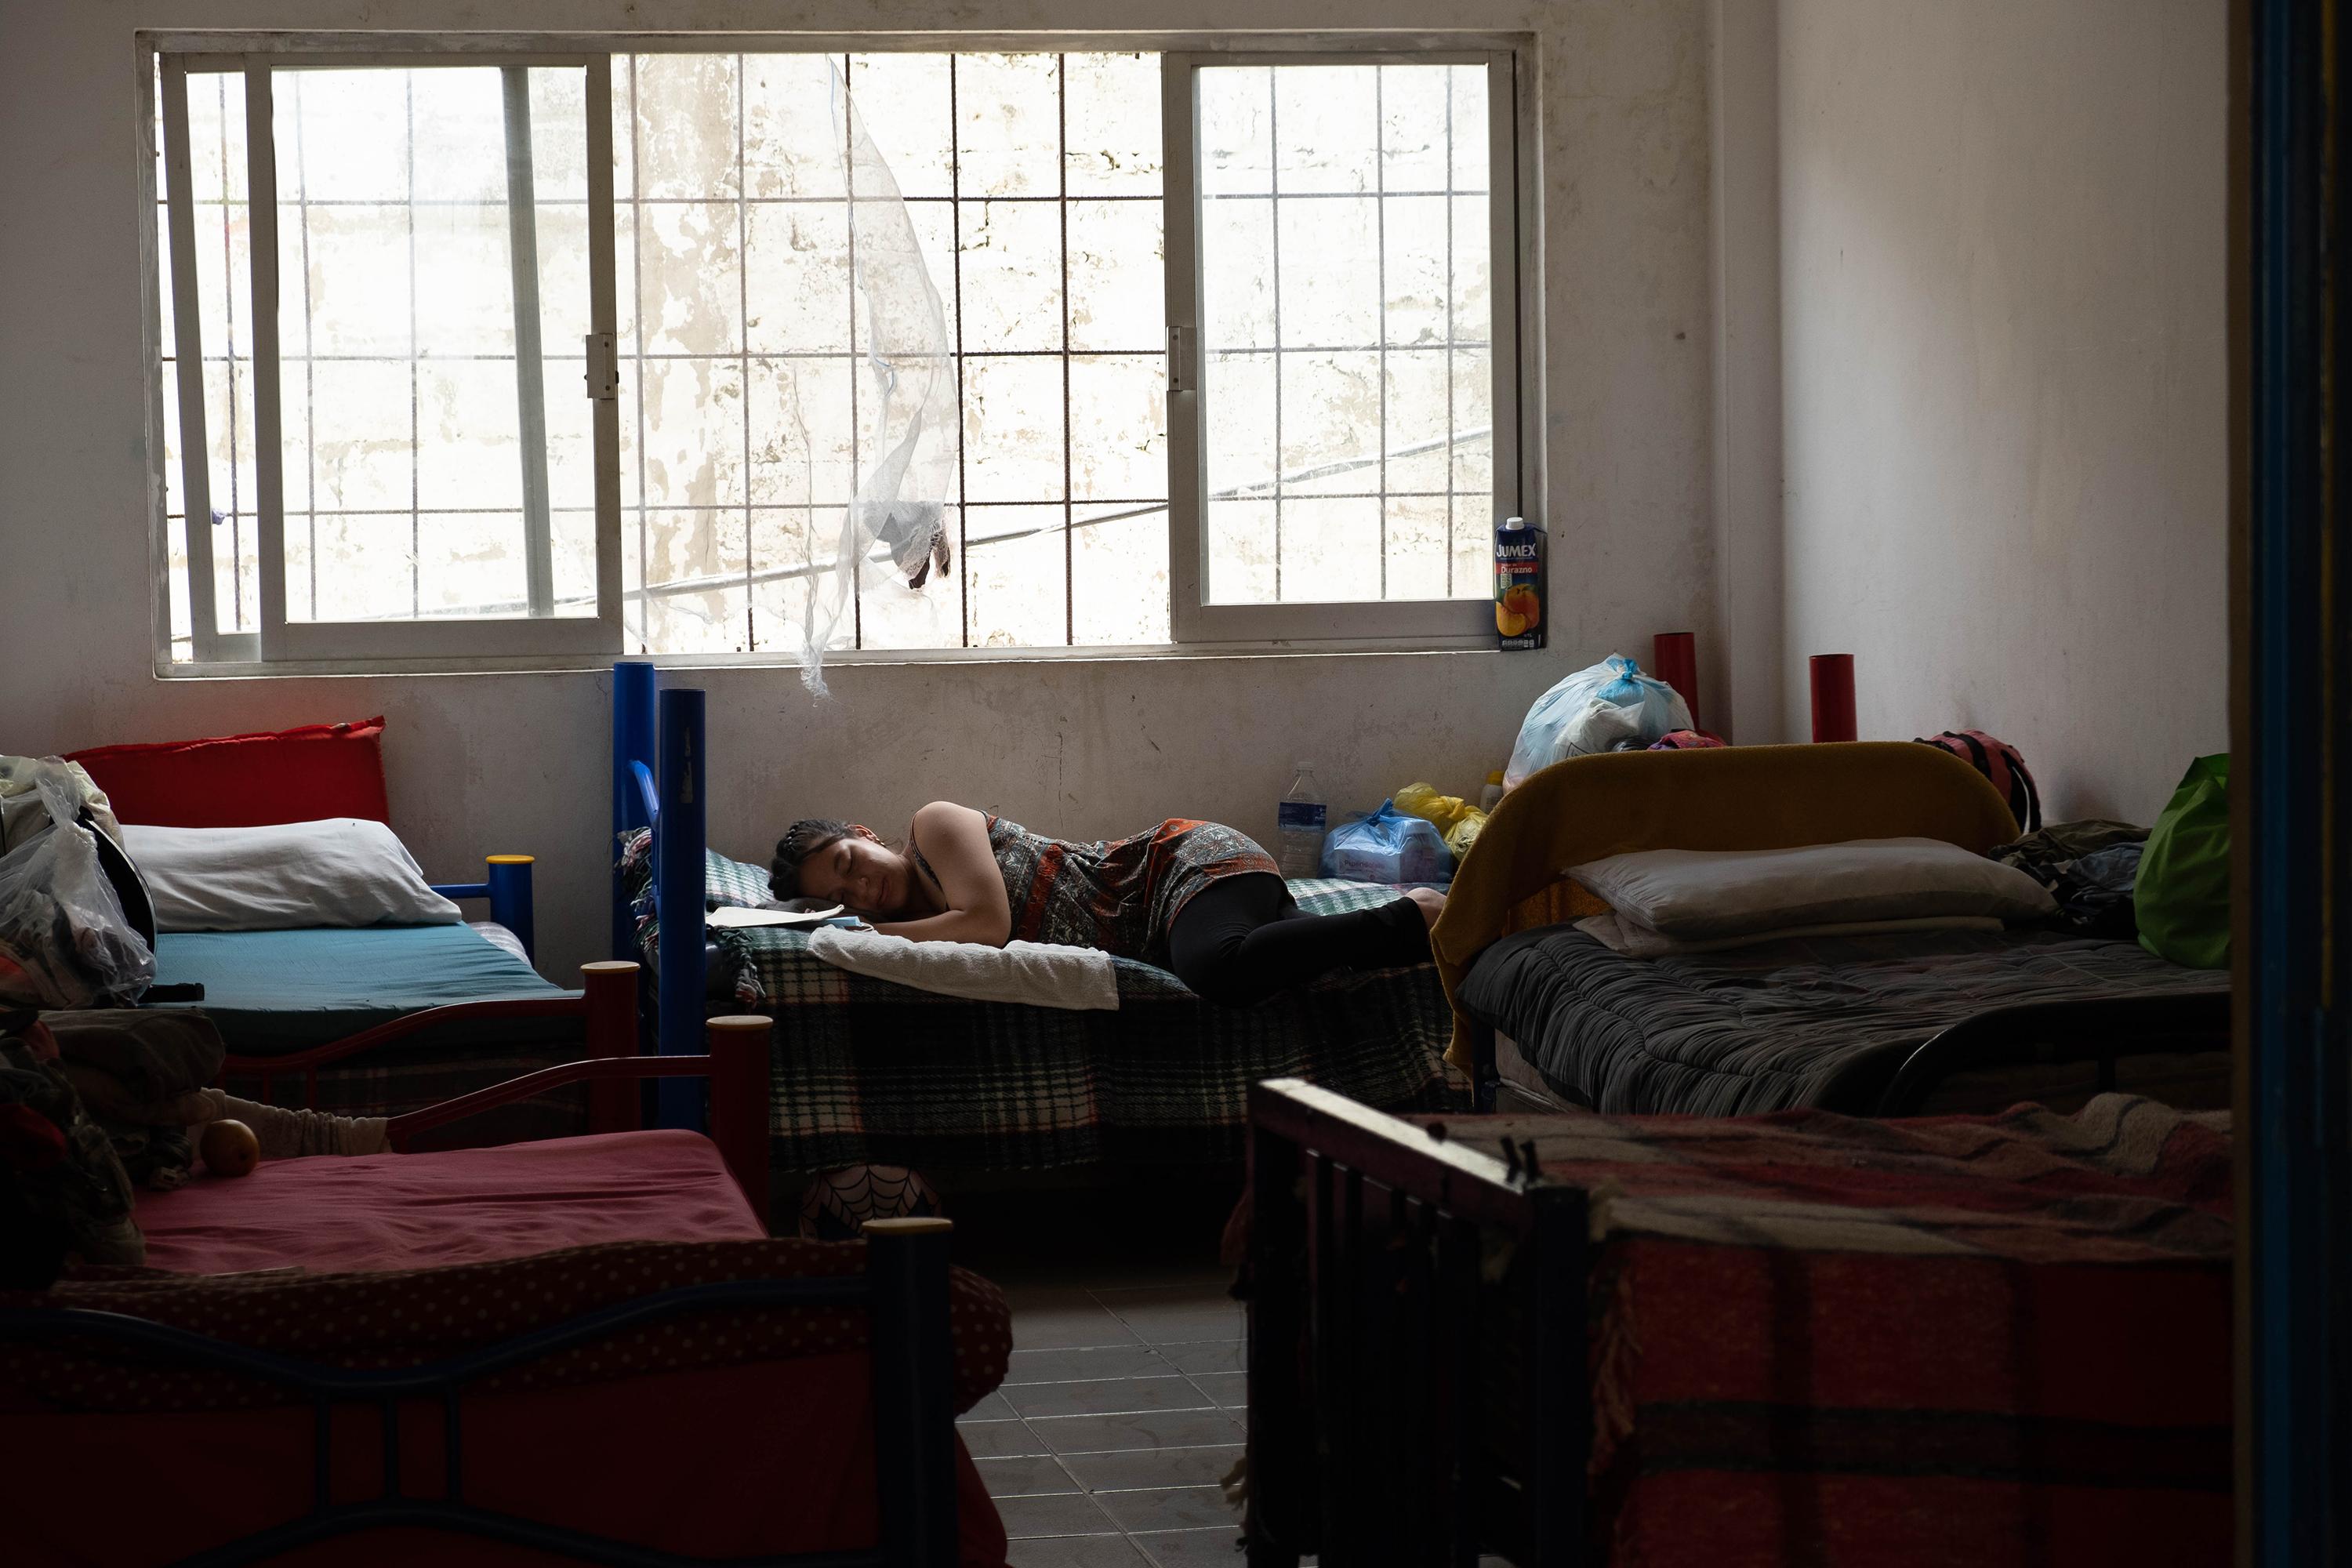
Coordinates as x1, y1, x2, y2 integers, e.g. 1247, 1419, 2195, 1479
805, 927, 1120, 1011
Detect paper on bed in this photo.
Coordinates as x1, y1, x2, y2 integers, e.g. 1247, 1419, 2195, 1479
707, 903, 847, 929
805, 926, 1119, 1011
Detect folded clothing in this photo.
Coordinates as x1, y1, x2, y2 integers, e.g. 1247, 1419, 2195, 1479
1570, 836, 2057, 942
806, 926, 1120, 1011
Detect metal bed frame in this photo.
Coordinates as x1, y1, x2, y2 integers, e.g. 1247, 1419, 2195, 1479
611, 658, 712, 1132
2, 999, 967, 1566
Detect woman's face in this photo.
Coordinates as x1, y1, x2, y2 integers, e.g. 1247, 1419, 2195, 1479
797, 828, 908, 917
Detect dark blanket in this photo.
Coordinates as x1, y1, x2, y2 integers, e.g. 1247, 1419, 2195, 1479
1459, 924, 2229, 1116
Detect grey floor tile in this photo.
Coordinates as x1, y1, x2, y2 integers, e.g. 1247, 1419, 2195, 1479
1006, 1344, 1176, 1385
1158, 1341, 1243, 1377
961, 1391, 1018, 1423
1004, 1534, 1155, 1567
1112, 1305, 1247, 1347
1091, 1281, 1235, 1308
960, 1418, 1050, 1459
1131, 1526, 1247, 1566
1007, 1374, 1217, 1419
1012, 1305, 1145, 1350
1056, 1443, 1246, 1492
1091, 1485, 1240, 1534
1189, 1370, 1247, 1410
996, 1492, 1123, 1540
1033, 1406, 1244, 1455
976, 1453, 1081, 1498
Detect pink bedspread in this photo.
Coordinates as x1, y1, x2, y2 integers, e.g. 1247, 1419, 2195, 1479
134, 1129, 761, 1273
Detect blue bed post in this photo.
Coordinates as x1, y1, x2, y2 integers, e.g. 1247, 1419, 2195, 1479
655, 687, 707, 1132
611, 661, 658, 964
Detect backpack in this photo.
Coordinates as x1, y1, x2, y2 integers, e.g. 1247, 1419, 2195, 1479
1916, 730, 2041, 833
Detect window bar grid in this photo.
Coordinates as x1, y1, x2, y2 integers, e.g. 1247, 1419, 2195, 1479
215, 74, 245, 631
627, 56, 650, 655
1060, 53, 1074, 647
844, 52, 863, 653
736, 53, 753, 651
1375, 66, 1388, 601
294, 74, 318, 621
949, 54, 971, 649
1268, 68, 1283, 600
405, 71, 421, 620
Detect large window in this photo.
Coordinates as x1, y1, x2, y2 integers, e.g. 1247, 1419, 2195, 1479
149, 41, 1522, 666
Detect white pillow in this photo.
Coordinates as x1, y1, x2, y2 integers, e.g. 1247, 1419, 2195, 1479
1575, 911, 2006, 960
1567, 837, 2056, 941
122, 819, 462, 931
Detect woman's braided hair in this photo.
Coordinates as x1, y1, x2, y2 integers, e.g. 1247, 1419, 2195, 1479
771, 818, 853, 900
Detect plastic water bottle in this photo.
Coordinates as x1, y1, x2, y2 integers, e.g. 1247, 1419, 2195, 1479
1479, 770, 1506, 812
1276, 764, 1329, 878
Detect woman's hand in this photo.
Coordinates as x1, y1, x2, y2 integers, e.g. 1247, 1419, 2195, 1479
870, 801, 1012, 948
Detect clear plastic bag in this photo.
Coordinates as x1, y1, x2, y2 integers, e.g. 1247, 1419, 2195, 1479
0, 776, 155, 1009
1320, 800, 1454, 885
1504, 655, 1694, 789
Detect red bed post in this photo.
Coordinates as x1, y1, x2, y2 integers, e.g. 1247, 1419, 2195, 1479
707, 1015, 773, 1229
582, 960, 640, 1135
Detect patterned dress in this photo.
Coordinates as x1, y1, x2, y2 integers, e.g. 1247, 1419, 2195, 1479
978, 816, 1280, 961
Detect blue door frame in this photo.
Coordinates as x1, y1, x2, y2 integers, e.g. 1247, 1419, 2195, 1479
2249, 0, 2351, 1560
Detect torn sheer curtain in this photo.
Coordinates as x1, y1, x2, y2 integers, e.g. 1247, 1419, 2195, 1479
797, 57, 959, 694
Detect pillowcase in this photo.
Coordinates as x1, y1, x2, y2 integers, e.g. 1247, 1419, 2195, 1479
67, 718, 390, 829
1568, 837, 2058, 941
122, 819, 460, 932
1576, 911, 2005, 960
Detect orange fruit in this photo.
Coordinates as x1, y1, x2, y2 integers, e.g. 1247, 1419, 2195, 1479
1497, 605, 1527, 637
1503, 586, 1542, 629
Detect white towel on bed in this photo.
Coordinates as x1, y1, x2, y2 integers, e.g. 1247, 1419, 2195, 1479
804, 927, 1120, 1011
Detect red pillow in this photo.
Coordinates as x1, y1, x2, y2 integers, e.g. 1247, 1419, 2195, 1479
67, 719, 391, 829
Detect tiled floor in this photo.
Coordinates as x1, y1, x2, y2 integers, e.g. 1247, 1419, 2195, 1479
964, 1268, 1256, 1567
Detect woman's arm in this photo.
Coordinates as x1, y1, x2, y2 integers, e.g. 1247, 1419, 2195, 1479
873, 801, 1013, 947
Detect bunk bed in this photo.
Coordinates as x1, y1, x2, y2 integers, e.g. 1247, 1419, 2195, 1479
608, 662, 1460, 1190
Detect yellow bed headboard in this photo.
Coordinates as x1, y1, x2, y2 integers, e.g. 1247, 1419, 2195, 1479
1429, 742, 2022, 1069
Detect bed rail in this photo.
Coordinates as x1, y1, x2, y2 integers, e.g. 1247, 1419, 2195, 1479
430, 854, 539, 960
1246, 1076, 1588, 1568
1871, 989, 2234, 1115
610, 660, 717, 1134
220, 960, 642, 1136
0, 1214, 958, 1567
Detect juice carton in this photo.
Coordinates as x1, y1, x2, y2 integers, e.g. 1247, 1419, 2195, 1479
1494, 516, 1545, 650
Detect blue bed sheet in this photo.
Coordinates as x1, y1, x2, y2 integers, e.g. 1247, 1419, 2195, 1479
151, 924, 574, 1058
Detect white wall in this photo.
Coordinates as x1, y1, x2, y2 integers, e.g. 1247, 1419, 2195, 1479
1777, 0, 2229, 822
0, 0, 1717, 980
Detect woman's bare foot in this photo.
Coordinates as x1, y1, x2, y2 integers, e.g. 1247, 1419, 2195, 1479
1406, 887, 1446, 928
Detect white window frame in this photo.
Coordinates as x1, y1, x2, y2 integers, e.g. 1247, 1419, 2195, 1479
1162, 49, 1523, 648
142, 31, 1534, 671
154, 46, 624, 664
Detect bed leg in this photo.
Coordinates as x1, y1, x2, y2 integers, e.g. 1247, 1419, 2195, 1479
612, 658, 657, 963
583, 961, 641, 1134
1246, 1105, 1308, 1567
655, 686, 707, 1132
1523, 1189, 1591, 1568
706, 1014, 772, 1229
866, 1217, 959, 1568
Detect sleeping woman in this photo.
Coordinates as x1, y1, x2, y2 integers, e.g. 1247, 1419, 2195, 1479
771, 804, 1442, 1008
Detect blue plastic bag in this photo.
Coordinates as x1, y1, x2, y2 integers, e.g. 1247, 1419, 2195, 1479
1321, 800, 1453, 885
1504, 655, 1694, 789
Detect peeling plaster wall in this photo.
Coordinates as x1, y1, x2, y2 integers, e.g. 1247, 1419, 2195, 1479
0, 0, 1715, 982
1777, 0, 2229, 822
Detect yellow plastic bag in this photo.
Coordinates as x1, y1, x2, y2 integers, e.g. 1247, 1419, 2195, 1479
1444, 811, 1486, 861
1395, 782, 1474, 833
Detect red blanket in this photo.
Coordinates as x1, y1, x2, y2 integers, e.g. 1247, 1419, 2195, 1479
1425, 1095, 2232, 1566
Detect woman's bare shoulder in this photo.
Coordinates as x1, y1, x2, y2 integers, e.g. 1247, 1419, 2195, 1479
909, 800, 988, 836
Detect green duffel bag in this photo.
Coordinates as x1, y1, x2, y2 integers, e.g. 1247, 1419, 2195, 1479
2136, 754, 2230, 970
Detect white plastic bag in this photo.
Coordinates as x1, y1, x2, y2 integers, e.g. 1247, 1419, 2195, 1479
0, 776, 155, 1009
1504, 655, 1694, 789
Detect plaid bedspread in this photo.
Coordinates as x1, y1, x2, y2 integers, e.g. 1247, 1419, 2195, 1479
1416, 1094, 2233, 1566
623, 834, 1456, 1174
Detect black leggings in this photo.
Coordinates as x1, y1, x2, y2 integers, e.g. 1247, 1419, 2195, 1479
1163, 873, 1432, 1009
